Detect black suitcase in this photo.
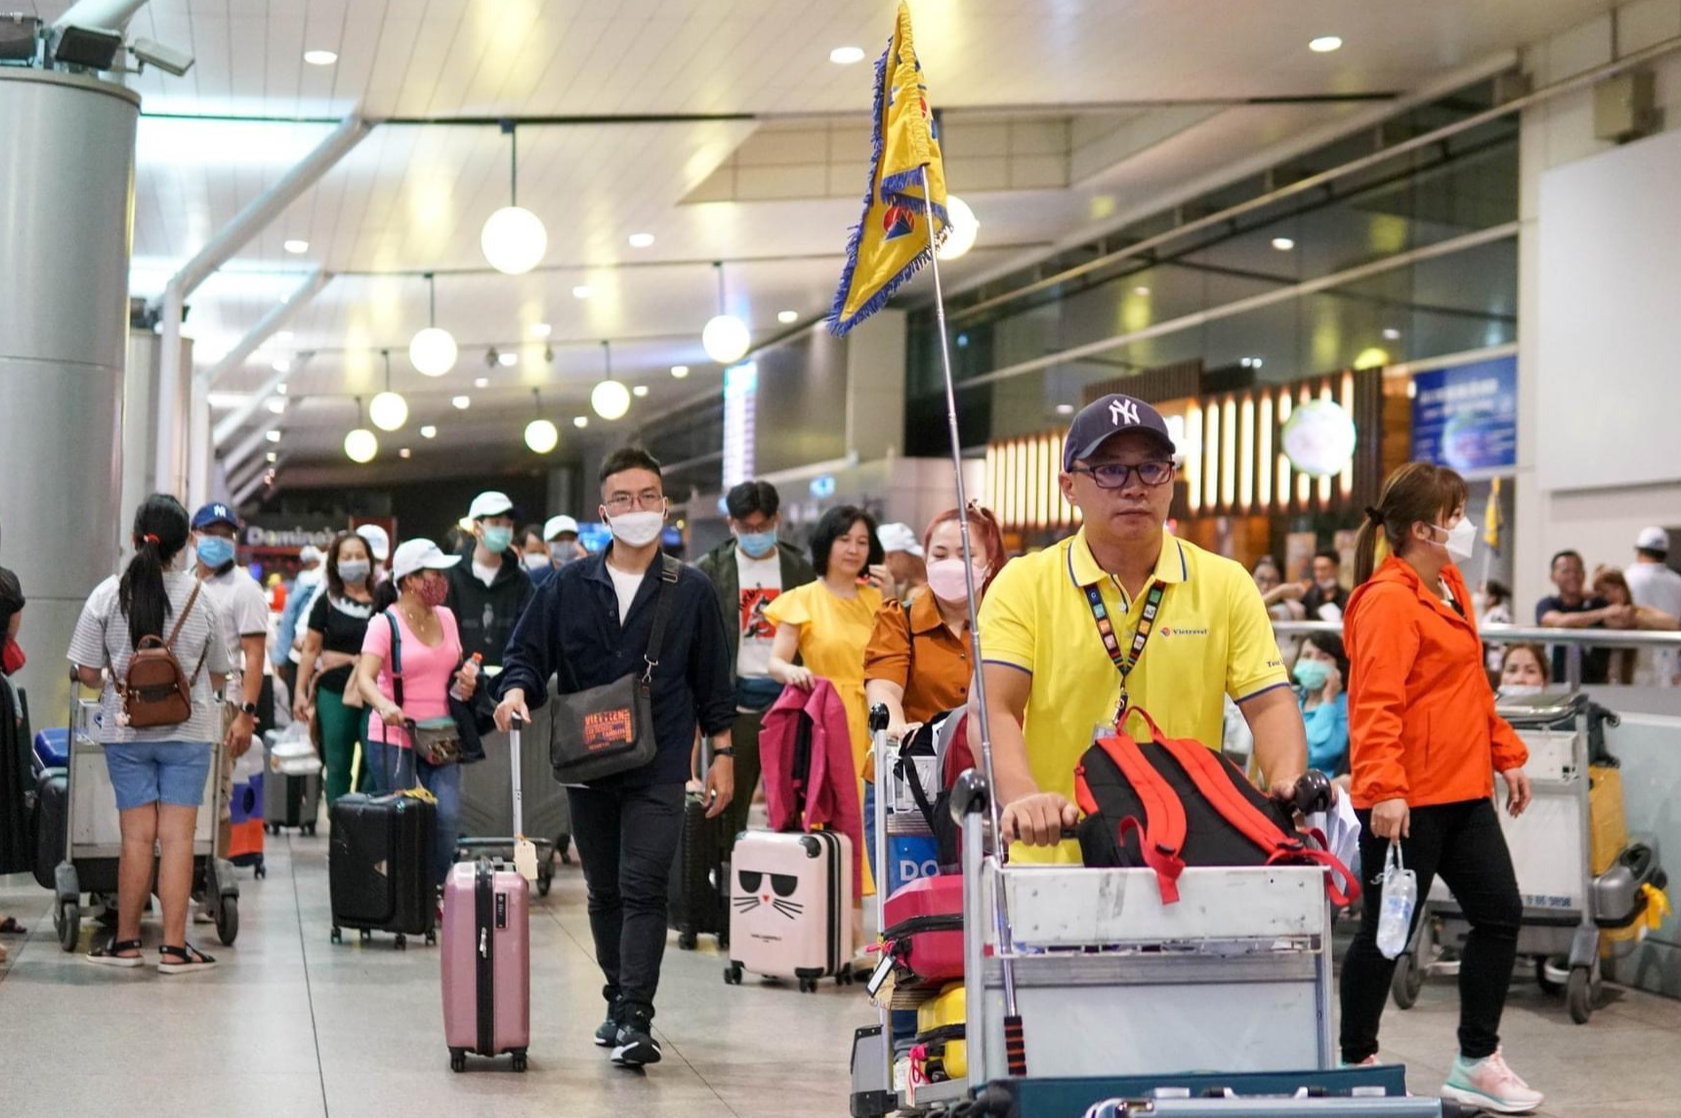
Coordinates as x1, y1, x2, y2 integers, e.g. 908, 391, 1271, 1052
31, 768, 66, 891
668, 789, 730, 950
328, 791, 437, 948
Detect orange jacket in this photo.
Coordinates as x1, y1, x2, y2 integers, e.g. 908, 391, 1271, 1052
1344, 557, 1527, 808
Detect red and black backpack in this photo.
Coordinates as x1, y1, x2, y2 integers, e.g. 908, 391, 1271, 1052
1074, 706, 1357, 906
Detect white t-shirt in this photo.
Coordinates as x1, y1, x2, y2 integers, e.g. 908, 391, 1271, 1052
68, 572, 233, 745
198, 565, 271, 693
473, 558, 500, 587
1625, 561, 1681, 686
734, 549, 784, 679
608, 564, 645, 626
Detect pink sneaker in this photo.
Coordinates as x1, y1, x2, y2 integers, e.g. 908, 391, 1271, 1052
1442, 1048, 1544, 1114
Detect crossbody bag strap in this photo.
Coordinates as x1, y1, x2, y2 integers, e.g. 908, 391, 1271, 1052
1083, 577, 1166, 720
384, 610, 405, 710
639, 555, 681, 683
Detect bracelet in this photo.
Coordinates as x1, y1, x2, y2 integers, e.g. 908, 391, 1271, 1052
713, 747, 735, 759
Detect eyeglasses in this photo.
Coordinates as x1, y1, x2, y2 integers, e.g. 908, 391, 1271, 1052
1069, 460, 1174, 490
604, 490, 664, 514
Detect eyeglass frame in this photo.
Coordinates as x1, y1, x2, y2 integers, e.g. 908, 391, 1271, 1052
602, 488, 667, 514
1067, 459, 1176, 490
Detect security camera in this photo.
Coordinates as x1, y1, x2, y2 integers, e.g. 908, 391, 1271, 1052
130, 36, 193, 77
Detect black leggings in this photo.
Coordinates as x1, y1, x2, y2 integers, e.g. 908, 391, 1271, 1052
1339, 798, 1522, 1063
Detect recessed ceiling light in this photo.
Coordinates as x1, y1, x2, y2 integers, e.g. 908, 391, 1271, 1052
632, 384, 649, 397
497, 351, 518, 367
777, 310, 798, 324
276, 330, 294, 342
1271, 236, 1295, 251
272, 357, 292, 372
573, 416, 588, 428
283, 239, 309, 254
830, 46, 866, 65
303, 49, 338, 66
1309, 35, 1343, 53
670, 364, 690, 379
399, 447, 411, 459
1055, 404, 1075, 415
529, 323, 551, 339
572, 285, 592, 299
474, 377, 490, 389
452, 395, 471, 410
627, 233, 655, 248
1133, 285, 1151, 296
265, 452, 277, 463
264, 429, 281, 443
276, 383, 288, 395
1382, 327, 1402, 340
419, 425, 437, 439
265, 398, 286, 414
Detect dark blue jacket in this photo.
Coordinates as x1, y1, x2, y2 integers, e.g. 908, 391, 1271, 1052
497, 546, 734, 786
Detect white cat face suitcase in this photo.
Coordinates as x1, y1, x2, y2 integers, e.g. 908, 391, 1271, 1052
724, 830, 853, 992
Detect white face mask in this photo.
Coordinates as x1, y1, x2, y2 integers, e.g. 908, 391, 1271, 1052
608, 510, 665, 548
1500, 683, 1544, 697
1431, 517, 1478, 564
522, 552, 550, 573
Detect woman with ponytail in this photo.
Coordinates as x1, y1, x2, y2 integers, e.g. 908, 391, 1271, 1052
1337, 463, 1540, 1112
67, 494, 232, 973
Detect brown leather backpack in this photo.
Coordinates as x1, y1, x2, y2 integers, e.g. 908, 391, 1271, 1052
114, 583, 209, 729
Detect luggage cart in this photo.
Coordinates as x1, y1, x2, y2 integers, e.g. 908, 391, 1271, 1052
1391, 691, 1661, 1024
51, 684, 239, 951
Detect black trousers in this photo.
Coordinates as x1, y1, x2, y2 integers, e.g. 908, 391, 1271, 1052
1339, 798, 1522, 1062
567, 781, 685, 1022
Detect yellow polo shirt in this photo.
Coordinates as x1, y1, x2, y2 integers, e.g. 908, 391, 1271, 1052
979, 530, 1289, 861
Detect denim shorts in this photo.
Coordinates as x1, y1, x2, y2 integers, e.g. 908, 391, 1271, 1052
103, 740, 214, 811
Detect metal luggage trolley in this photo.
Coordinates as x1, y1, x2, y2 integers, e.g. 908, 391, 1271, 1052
1391, 691, 1649, 1024
51, 682, 240, 951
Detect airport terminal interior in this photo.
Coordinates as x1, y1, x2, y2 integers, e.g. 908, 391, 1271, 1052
5, 2, 1681, 1116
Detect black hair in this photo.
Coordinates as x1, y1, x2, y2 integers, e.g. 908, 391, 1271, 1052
520, 524, 546, 549
372, 577, 400, 612
599, 446, 663, 486
325, 530, 372, 600
726, 480, 781, 520
1484, 578, 1511, 607
1637, 546, 1668, 562
1550, 549, 1584, 571
1313, 549, 1341, 567
120, 494, 190, 650
0, 566, 23, 632
810, 504, 884, 578
1303, 631, 1349, 681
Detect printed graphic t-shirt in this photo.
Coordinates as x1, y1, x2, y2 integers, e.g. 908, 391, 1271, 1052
734, 549, 784, 679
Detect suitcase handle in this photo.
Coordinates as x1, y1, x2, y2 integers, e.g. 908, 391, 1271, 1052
509, 714, 524, 839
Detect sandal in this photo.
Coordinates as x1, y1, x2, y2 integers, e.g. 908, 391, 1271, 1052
87, 938, 146, 969
158, 942, 218, 974
0, 916, 26, 935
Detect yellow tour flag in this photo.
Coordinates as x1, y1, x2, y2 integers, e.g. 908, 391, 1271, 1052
828, 1, 949, 336
1484, 476, 1504, 553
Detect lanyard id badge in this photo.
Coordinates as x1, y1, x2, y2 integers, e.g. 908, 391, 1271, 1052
1084, 578, 1167, 730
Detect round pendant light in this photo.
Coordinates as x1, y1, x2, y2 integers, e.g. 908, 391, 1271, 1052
409, 272, 457, 377
591, 339, 632, 420
343, 397, 379, 464
937, 195, 979, 261
369, 349, 409, 431
482, 122, 548, 275
701, 261, 750, 365
524, 389, 559, 454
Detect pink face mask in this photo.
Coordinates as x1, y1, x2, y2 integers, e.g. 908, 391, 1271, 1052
926, 558, 987, 605
417, 576, 449, 608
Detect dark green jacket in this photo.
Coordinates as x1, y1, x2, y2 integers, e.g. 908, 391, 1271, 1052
693, 539, 816, 671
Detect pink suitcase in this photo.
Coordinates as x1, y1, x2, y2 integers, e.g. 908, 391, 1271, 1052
724, 830, 854, 992
441, 720, 533, 1072
881, 872, 963, 987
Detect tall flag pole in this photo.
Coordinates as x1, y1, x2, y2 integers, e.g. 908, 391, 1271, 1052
828, 0, 1025, 1078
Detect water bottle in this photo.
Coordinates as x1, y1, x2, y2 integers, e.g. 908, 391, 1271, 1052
1376, 841, 1417, 959
450, 652, 483, 702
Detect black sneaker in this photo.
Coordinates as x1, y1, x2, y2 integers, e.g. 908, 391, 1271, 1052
611, 1020, 662, 1067
594, 995, 624, 1047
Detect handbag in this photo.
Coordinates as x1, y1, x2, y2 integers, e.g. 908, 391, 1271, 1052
549, 555, 679, 783
381, 611, 466, 767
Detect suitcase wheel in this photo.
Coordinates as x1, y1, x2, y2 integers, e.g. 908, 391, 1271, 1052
330, 926, 343, 944
425, 929, 437, 947
537, 868, 552, 898
302, 822, 316, 836
254, 860, 267, 880
216, 898, 239, 946
511, 1051, 528, 1073
678, 931, 698, 951
55, 899, 80, 953
724, 962, 743, 985
394, 933, 407, 951
449, 1049, 466, 1073
798, 976, 817, 994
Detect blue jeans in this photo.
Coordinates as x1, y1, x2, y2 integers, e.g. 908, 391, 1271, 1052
364, 739, 461, 887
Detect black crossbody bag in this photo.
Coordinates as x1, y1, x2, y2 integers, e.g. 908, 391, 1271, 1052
549, 555, 679, 783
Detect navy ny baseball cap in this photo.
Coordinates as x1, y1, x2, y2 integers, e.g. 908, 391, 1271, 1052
1062, 394, 1175, 471
191, 502, 239, 530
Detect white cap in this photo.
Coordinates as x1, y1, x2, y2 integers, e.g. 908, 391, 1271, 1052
390, 538, 462, 581
877, 522, 923, 557
468, 491, 516, 520
544, 515, 580, 540
355, 523, 391, 561
298, 544, 324, 565
1637, 526, 1670, 553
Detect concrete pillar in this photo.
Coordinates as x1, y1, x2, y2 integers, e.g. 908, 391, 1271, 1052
0, 69, 139, 720
843, 308, 907, 461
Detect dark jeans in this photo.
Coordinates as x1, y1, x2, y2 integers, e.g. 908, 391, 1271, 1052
723, 707, 765, 853
1339, 798, 1522, 1063
568, 780, 685, 1022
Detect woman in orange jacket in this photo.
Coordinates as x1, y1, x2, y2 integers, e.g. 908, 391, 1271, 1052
1339, 462, 1541, 1115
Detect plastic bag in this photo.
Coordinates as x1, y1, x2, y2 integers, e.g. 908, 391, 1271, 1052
269, 720, 323, 777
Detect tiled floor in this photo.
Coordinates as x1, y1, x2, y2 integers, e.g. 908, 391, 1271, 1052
2, 834, 1679, 1117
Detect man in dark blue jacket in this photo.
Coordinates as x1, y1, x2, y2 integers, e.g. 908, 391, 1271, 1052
495, 446, 734, 1070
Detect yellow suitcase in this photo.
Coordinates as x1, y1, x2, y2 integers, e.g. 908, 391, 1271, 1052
1589, 765, 1628, 877
915, 981, 966, 1081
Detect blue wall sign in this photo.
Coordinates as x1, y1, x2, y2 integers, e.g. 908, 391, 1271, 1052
1410, 356, 1517, 475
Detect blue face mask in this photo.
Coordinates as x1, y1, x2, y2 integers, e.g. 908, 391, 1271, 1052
196, 535, 236, 570
1292, 658, 1331, 692
737, 530, 778, 559
481, 526, 514, 555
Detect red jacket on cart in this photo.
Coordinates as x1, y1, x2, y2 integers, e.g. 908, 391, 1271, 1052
760, 678, 864, 898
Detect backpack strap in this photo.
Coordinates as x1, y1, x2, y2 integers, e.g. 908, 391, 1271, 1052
383, 610, 405, 711
1092, 731, 1187, 904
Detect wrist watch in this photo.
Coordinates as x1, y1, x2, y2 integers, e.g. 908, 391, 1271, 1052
713, 747, 735, 759
233, 701, 257, 717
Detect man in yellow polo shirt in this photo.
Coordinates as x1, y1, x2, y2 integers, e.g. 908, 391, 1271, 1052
979, 393, 1306, 855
